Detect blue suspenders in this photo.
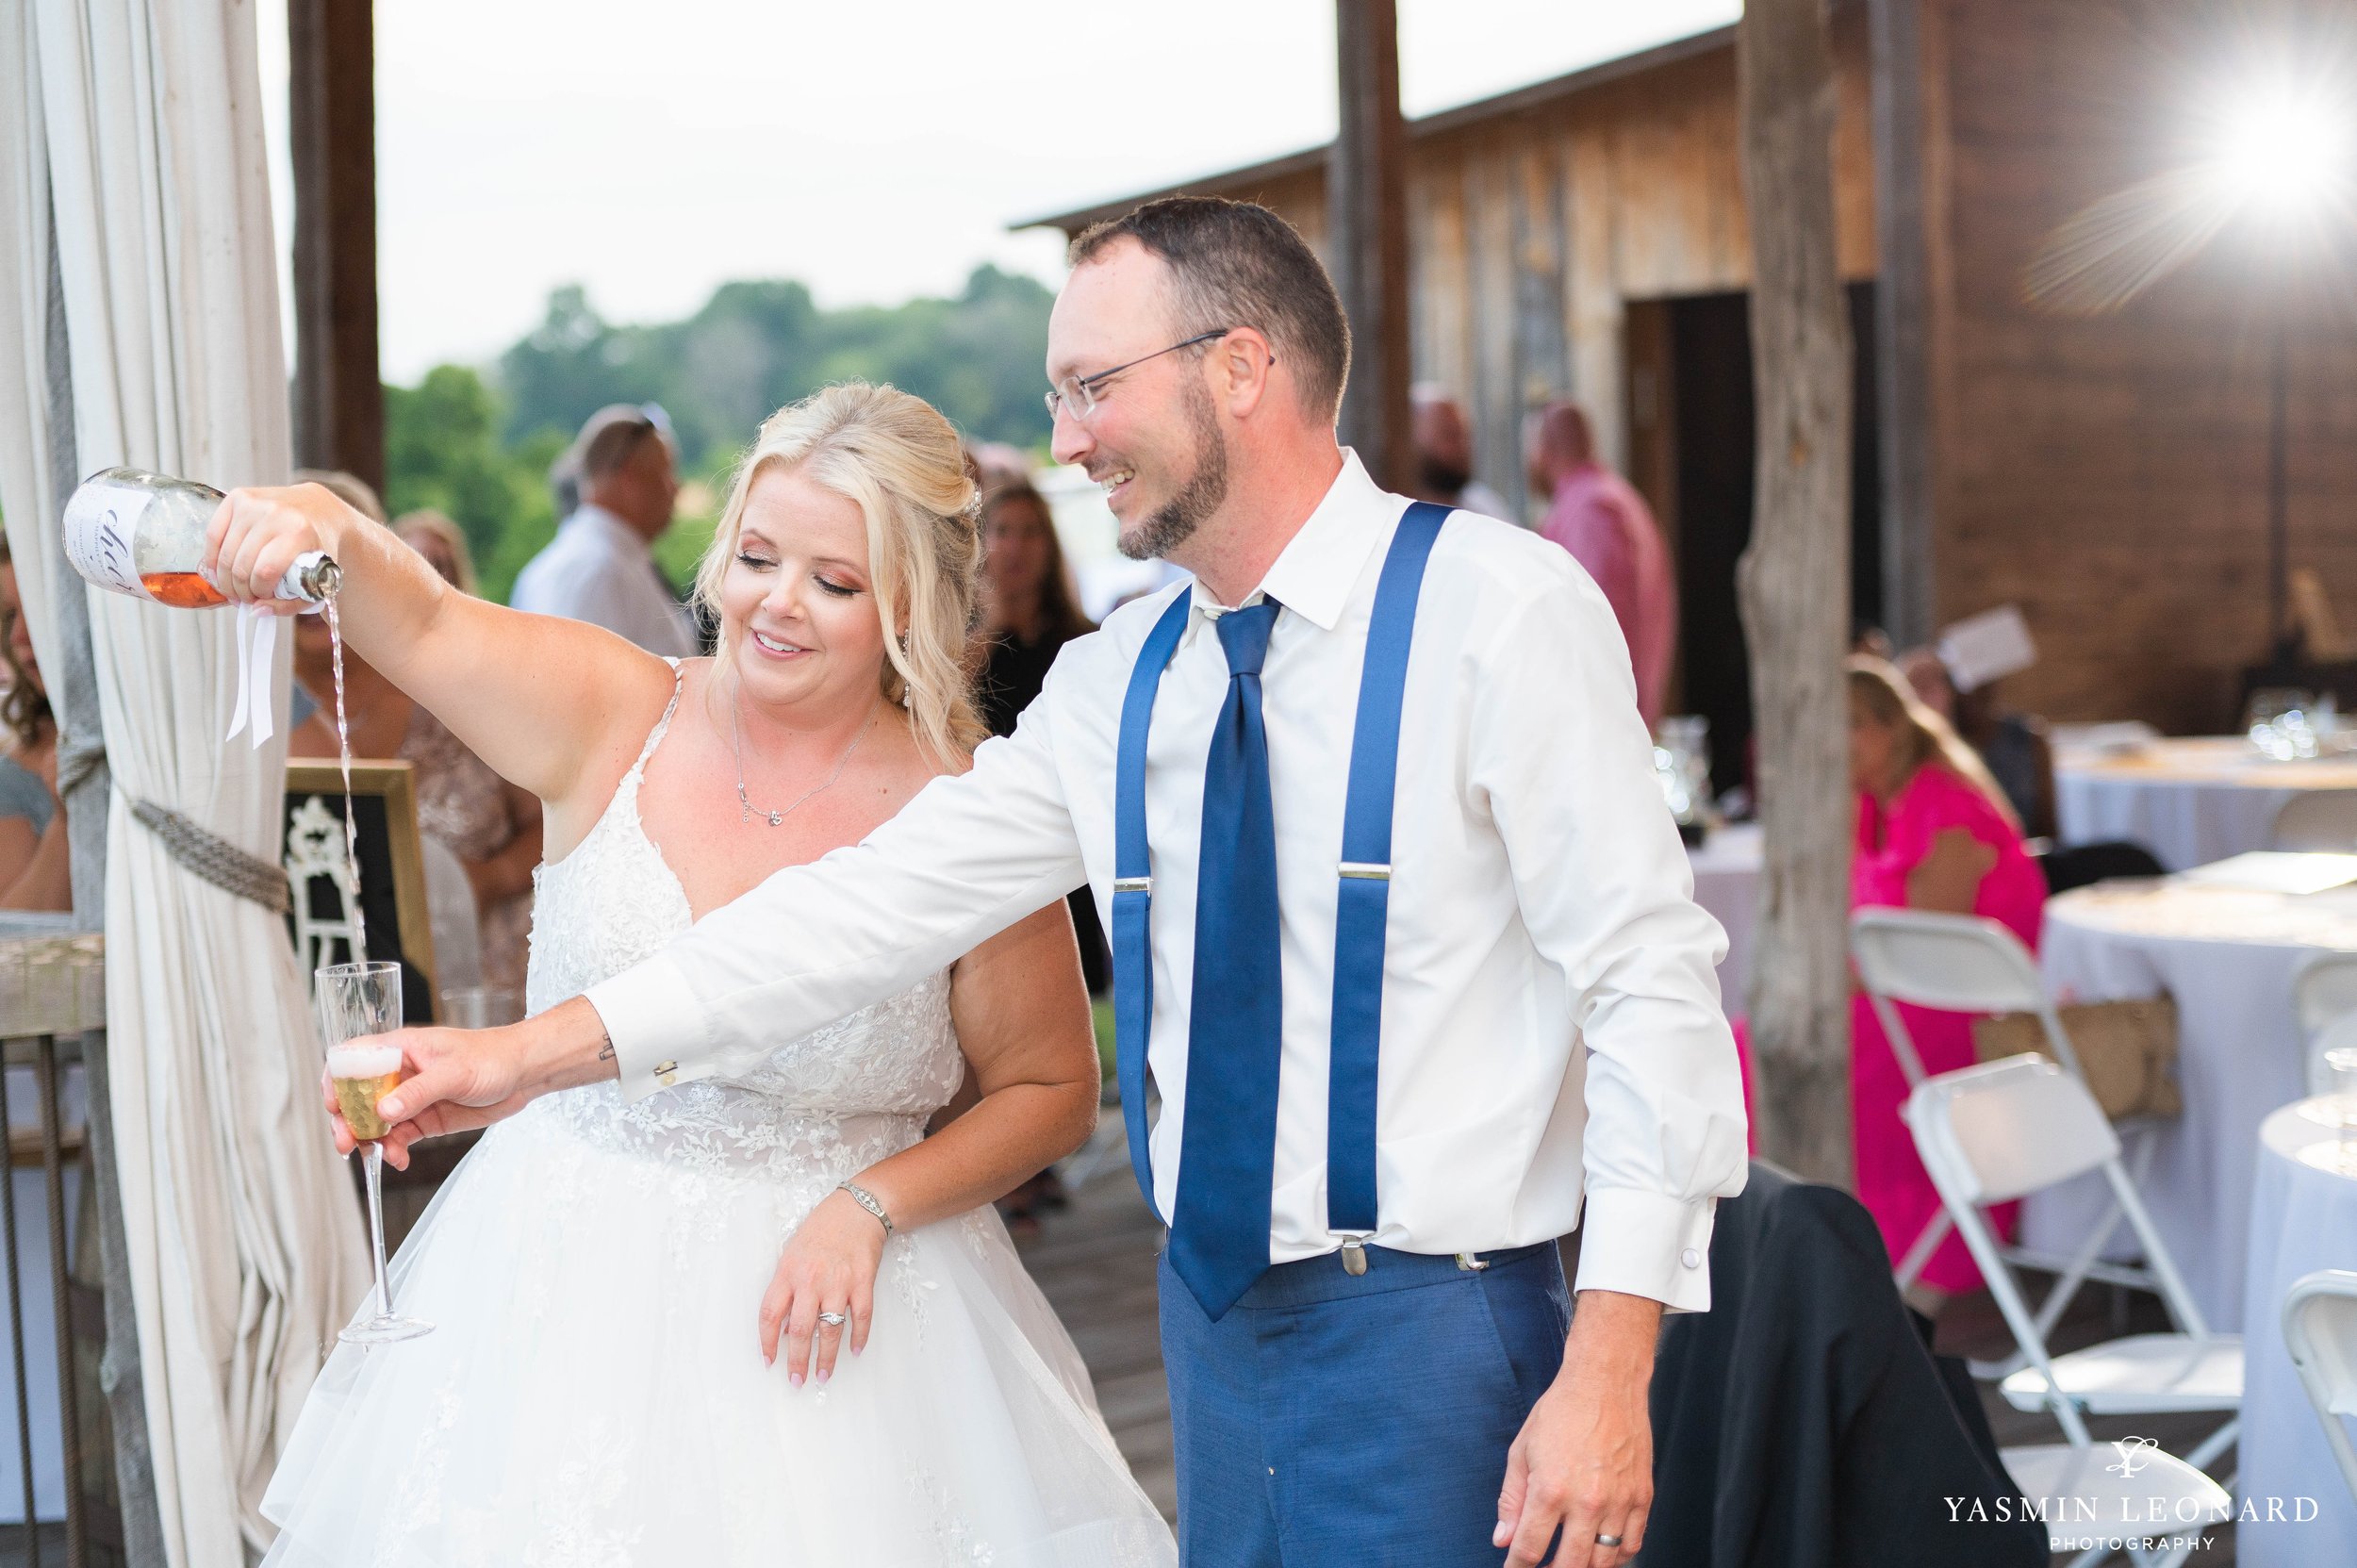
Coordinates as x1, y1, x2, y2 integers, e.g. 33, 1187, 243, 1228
1111, 501, 1450, 1239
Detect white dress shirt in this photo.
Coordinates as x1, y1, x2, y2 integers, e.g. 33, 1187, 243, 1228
511, 504, 698, 658
587, 453, 1747, 1310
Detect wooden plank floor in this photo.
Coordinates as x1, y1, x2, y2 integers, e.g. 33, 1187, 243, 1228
1018, 1138, 2245, 1562
1014, 1129, 1178, 1522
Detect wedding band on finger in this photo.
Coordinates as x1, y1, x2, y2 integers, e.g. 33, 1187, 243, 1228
1594, 1534, 1624, 1547
816, 1312, 848, 1329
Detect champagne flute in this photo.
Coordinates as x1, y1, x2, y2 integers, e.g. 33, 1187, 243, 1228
317, 961, 433, 1345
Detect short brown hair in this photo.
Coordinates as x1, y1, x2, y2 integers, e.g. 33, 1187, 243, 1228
1069, 196, 1351, 425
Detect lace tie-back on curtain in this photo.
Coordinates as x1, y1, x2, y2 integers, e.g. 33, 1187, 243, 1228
0, 4, 372, 1565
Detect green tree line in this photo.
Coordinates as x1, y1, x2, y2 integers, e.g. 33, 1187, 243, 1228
384, 264, 1054, 602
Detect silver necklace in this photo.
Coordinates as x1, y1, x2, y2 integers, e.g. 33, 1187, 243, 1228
732, 695, 877, 827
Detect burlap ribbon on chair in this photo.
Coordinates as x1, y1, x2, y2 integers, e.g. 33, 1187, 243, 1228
1972, 996, 2183, 1121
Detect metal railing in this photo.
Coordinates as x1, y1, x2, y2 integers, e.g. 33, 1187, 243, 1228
0, 932, 118, 1568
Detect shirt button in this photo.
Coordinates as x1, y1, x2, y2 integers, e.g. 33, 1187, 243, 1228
1681, 1247, 1702, 1269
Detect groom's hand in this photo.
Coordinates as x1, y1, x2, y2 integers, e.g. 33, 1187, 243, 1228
1494, 1289, 1660, 1568
332, 998, 620, 1168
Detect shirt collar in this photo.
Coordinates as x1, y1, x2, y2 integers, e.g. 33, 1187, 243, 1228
1190, 448, 1398, 633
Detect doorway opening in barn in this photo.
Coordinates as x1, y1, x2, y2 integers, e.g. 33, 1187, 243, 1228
1624, 283, 1884, 798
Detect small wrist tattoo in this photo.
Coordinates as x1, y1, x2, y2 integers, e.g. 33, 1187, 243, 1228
596, 1034, 615, 1064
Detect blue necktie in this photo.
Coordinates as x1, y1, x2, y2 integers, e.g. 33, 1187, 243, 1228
1167, 598, 1284, 1319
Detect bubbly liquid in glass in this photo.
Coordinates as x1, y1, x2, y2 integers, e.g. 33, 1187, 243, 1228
324, 595, 369, 959
327, 1046, 403, 1142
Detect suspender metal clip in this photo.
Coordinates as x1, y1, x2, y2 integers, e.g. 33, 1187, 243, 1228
1337, 1234, 1372, 1276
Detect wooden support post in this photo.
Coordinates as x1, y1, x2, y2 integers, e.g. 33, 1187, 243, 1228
1330, 0, 1412, 490
1738, 0, 1854, 1186
1870, 0, 1937, 648
288, 0, 384, 494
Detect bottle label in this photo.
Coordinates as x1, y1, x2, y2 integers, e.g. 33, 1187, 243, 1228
62, 479, 157, 600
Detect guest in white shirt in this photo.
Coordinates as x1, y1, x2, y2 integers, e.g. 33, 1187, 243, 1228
351, 197, 1745, 1568
512, 404, 699, 657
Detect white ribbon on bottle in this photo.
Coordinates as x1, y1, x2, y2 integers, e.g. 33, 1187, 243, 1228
223, 603, 278, 749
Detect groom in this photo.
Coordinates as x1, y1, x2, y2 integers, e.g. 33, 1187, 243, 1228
368, 197, 1746, 1567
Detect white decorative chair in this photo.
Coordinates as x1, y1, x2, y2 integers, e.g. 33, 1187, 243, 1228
286, 793, 363, 987
1850, 909, 2161, 1329
2283, 1268, 2357, 1507
1907, 1056, 2239, 1567
2270, 789, 2357, 853
2294, 950, 2357, 1098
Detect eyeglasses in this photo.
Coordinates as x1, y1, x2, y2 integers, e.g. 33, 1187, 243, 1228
1044, 329, 1239, 422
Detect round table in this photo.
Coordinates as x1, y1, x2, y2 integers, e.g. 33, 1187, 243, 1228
2237, 1101, 2357, 1566
2024, 882, 2357, 1329
2055, 737, 2357, 871
1686, 821, 1759, 1010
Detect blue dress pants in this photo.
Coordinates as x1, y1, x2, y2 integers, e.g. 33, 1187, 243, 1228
1159, 1241, 1572, 1568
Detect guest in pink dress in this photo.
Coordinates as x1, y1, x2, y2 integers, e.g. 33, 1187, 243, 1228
1847, 656, 2047, 1304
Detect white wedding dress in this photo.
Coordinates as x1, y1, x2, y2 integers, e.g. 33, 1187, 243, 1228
261, 677, 1176, 1567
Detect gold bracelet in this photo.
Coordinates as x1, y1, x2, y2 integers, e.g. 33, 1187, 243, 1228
837, 1180, 894, 1238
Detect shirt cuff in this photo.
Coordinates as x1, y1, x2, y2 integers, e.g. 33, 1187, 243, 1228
582, 956, 713, 1104
1573, 1187, 1718, 1313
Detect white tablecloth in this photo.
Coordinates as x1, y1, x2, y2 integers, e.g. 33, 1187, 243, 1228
1687, 822, 1759, 1009
2056, 738, 2357, 871
2238, 1102, 2357, 1566
2024, 883, 2357, 1329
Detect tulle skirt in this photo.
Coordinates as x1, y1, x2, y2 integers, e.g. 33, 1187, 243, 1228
259, 1100, 1177, 1567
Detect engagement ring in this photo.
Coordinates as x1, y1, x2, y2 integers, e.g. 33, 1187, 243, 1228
816, 1312, 848, 1328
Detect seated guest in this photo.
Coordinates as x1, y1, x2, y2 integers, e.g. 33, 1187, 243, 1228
0, 545, 68, 911
1408, 385, 1511, 521
1847, 656, 2045, 1310
511, 404, 697, 656
1899, 646, 2058, 842
394, 509, 479, 596
287, 473, 542, 994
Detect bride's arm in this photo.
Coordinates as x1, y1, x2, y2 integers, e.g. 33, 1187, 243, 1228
204, 484, 675, 806
756, 901, 1097, 1386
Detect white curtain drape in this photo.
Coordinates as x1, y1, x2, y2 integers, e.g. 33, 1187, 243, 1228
0, 4, 372, 1564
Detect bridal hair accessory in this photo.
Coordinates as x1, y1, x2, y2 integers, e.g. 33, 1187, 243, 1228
732, 691, 877, 827
836, 1181, 895, 1237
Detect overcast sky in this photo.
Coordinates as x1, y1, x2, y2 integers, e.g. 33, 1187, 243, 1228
254, 0, 1739, 382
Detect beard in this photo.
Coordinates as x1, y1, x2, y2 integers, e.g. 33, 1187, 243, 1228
1116, 377, 1229, 562
1418, 453, 1471, 500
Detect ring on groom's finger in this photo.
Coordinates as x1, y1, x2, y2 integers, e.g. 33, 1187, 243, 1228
816, 1312, 848, 1329
1594, 1534, 1624, 1548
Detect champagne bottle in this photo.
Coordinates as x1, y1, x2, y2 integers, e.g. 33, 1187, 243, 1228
63, 468, 341, 606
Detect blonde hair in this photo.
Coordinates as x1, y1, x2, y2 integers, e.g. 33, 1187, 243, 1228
1847, 655, 2021, 830
392, 508, 479, 595
694, 383, 986, 767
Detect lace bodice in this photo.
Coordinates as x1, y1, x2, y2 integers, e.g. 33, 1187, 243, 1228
516, 665, 963, 1187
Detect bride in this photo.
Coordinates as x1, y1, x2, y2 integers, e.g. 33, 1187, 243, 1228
214, 384, 1176, 1566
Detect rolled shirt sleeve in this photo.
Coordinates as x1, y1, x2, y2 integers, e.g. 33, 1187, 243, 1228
1473, 560, 1748, 1312
584, 677, 1088, 1098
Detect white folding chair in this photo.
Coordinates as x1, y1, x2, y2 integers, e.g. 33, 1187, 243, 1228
2283, 1269, 2357, 1508
1908, 1056, 2238, 1566
2271, 789, 2357, 853
1850, 909, 2161, 1328
2294, 950, 2357, 1098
